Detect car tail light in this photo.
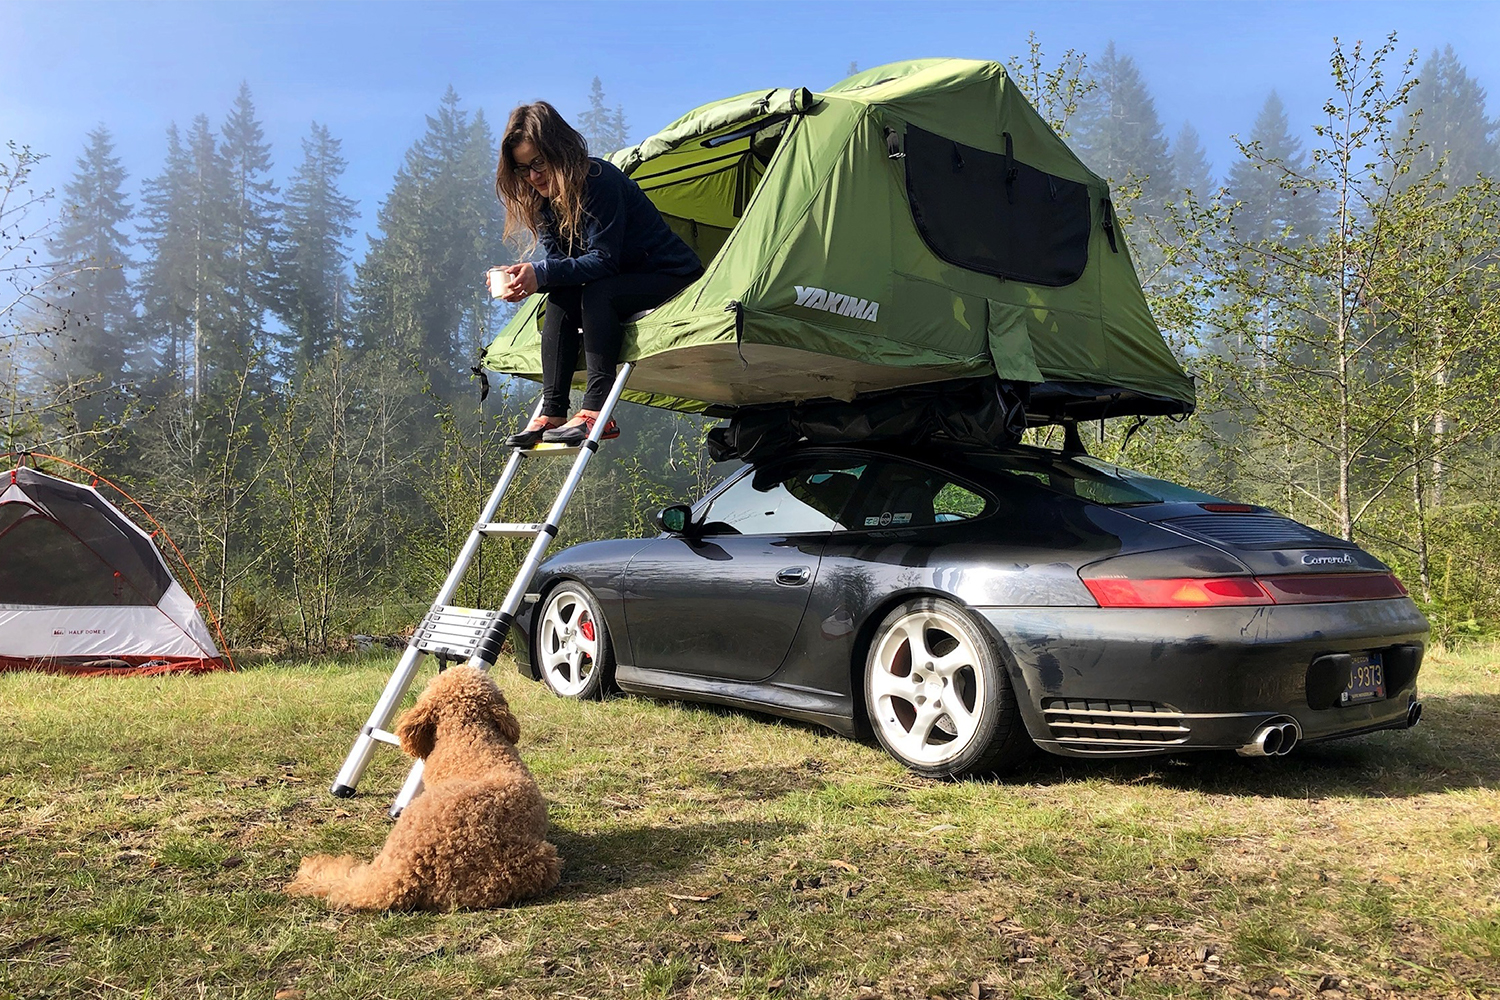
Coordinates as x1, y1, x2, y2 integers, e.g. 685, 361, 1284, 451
1081, 570, 1410, 608
1257, 573, 1408, 604
1082, 576, 1273, 607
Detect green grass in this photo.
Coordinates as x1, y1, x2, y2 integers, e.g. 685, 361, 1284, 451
2, 644, 1498, 999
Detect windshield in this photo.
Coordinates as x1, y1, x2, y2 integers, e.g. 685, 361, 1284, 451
968, 449, 1229, 506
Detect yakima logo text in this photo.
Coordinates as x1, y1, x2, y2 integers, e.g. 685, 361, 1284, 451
794, 285, 880, 323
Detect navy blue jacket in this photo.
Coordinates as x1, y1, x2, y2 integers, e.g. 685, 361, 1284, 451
532, 158, 702, 290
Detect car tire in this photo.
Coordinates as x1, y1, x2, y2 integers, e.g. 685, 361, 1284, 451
535, 582, 615, 699
864, 596, 1031, 779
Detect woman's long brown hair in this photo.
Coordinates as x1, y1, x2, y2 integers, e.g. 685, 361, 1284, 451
496, 102, 591, 254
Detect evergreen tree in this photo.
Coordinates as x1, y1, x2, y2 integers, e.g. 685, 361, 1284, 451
139, 115, 233, 401
281, 122, 357, 366
1171, 122, 1215, 202
1399, 45, 1499, 188
1226, 92, 1324, 246
577, 77, 630, 155
138, 124, 194, 392
1073, 43, 1176, 216
44, 125, 136, 423
460, 108, 510, 364
353, 88, 507, 392
218, 83, 281, 368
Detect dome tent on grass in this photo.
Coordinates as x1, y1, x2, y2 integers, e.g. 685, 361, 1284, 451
482, 59, 1194, 434
0, 459, 229, 676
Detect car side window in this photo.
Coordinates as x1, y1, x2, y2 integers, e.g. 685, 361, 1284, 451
844, 460, 991, 529
700, 461, 867, 536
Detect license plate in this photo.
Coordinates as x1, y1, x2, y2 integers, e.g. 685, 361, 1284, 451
1341, 652, 1386, 705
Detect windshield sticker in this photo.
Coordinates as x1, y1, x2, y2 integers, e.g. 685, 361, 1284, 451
863, 516, 881, 526
892, 512, 912, 525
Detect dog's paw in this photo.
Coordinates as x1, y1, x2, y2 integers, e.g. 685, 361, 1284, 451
284, 854, 362, 897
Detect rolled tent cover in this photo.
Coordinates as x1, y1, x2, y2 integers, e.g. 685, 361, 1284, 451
482, 59, 1194, 423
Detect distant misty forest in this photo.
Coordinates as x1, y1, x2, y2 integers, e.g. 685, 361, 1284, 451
3, 36, 1497, 651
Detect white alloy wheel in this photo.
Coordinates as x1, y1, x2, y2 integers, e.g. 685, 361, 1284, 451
865, 597, 1028, 778
536, 583, 613, 699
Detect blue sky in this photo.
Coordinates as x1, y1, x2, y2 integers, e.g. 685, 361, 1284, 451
5, 1, 1497, 244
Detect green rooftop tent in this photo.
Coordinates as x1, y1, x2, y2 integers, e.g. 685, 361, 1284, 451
481, 58, 1193, 443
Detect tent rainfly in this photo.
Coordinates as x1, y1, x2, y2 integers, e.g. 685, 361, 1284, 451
482, 58, 1195, 425
0, 465, 228, 676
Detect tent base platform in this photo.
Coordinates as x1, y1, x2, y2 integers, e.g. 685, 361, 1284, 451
0, 654, 227, 677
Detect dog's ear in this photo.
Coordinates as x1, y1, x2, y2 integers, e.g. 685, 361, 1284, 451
395, 695, 439, 760
490, 688, 521, 745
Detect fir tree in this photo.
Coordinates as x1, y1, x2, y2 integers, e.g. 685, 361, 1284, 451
353, 88, 508, 392
218, 83, 281, 367
138, 124, 194, 392
1171, 122, 1215, 203
1226, 91, 1324, 246
1073, 42, 1176, 216
1399, 45, 1499, 188
281, 122, 357, 366
577, 77, 630, 155
44, 125, 136, 423
139, 115, 234, 401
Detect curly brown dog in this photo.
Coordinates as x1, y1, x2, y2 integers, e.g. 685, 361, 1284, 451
286, 666, 561, 910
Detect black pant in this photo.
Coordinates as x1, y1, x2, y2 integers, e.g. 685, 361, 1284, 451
540, 270, 700, 416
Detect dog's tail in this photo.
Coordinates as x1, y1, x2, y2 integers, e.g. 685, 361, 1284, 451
504, 840, 564, 904
284, 854, 365, 899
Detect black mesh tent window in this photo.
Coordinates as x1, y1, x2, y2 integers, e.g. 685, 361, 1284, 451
903, 124, 1091, 287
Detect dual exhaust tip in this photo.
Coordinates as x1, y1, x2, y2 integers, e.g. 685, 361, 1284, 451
1237, 717, 1301, 757
1237, 700, 1424, 757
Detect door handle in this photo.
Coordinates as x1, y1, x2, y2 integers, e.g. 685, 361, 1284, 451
776, 566, 811, 586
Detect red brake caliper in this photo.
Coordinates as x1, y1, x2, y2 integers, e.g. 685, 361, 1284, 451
578, 617, 595, 643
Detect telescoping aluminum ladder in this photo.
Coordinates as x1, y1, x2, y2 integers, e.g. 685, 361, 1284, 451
331, 363, 634, 816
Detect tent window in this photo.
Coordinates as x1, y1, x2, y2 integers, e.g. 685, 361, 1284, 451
0, 502, 31, 538
903, 125, 1091, 287
633, 115, 792, 268
0, 515, 164, 606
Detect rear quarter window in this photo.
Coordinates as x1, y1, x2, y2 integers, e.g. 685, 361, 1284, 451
843, 460, 991, 529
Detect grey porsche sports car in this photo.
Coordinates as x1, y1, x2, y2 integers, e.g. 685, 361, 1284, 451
511, 441, 1427, 778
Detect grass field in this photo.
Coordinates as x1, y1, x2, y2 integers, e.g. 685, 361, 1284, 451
2, 644, 1497, 1000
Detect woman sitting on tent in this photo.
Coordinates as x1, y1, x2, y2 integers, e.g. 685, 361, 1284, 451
490, 102, 703, 447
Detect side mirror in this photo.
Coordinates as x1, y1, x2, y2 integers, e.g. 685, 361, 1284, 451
654, 504, 693, 535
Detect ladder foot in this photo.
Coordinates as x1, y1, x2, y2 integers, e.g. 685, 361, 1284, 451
331, 783, 357, 798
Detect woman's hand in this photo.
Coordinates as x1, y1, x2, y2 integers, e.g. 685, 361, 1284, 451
487, 263, 537, 302
509, 262, 538, 297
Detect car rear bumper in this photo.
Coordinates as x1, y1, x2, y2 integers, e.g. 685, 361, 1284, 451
975, 598, 1428, 758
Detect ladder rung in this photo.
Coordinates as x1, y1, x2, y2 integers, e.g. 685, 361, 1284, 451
412, 605, 505, 660
476, 521, 550, 537
366, 727, 401, 746
520, 442, 582, 456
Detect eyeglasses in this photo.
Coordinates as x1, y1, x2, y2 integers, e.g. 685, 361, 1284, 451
512, 156, 548, 178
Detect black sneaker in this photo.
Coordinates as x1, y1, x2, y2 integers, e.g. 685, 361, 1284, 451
505, 420, 559, 448
541, 416, 620, 446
